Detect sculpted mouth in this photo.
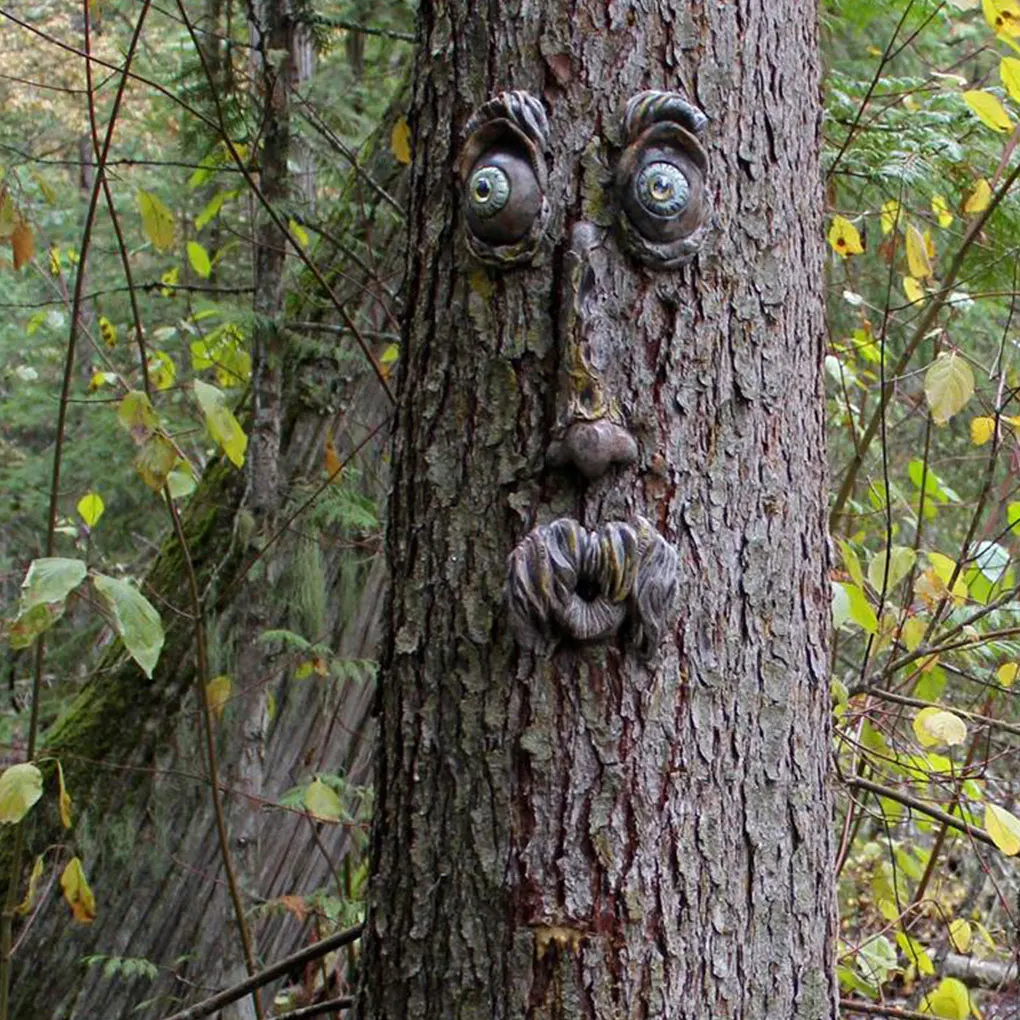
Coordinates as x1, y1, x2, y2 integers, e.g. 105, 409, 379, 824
506, 517, 678, 658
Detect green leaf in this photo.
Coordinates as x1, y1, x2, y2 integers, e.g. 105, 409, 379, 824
186, 241, 211, 278
948, 918, 972, 953
835, 582, 878, 634
924, 353, 974, 425
919, 976, 970, 1018
136, 190, 175, 252
92, 574, 165, 678
7, 604, 63, 649
288, 218, 309, 249
195, 190, 229, 230
117, 391, 158, 443
304, 778, 341, 822
193, 380, 247, 468
135, 433, 179, 492
868, 546, 916, 593
76, 492, 105, 528
895, 931, 934, 976
837, 539, 866, 589
0, 763, 43, 824
1007, 502, 1020, 534
20, 558, 87, 611
985, 803, 1020, 855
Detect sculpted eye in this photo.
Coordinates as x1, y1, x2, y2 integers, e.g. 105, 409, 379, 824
468, 166, 511, 217
615, 90, 711, 268
456, 91, 550, 266
635, 161, 690, 219
463, 151, 542, 245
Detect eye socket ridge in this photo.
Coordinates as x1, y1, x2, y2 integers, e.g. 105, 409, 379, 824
634, 161, 690, 219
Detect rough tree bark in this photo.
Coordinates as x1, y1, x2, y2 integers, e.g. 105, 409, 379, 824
359, 2, 835, 1019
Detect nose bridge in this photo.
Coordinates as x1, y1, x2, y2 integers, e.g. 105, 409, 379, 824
560, 220, 607, 343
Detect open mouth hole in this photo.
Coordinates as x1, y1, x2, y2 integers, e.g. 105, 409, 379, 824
575, 575, 602, 602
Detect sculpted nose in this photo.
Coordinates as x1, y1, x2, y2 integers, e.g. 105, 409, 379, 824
547, 221, 638, 481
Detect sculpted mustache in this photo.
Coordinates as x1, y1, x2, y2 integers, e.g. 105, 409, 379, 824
506, 516, 679, 658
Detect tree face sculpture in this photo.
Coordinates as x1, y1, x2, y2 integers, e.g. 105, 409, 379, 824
459, 90, 709, 656
362, 3, 834, 1015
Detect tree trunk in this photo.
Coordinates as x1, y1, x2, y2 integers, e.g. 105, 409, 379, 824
360, 2, 835, 1019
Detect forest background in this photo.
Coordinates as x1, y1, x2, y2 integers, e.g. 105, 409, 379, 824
1, 0, 1020, 1018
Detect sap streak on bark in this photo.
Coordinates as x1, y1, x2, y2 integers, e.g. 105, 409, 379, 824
360, 1, 834, 1018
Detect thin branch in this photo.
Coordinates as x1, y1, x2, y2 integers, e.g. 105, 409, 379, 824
0, 4, 151, 1016
839, 1001, 948, 1020
273, 996, 354, 1019
158, 924, 363, 1020
830, 156, 1020, 529
844, 776, 997, 850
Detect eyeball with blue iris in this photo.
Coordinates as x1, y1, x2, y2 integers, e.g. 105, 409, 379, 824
463, 150, 542, 245
616, 114, 709, 268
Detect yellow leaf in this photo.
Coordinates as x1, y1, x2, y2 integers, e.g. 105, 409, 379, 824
1002, 56, 1020, 104
881, 199, 901, 235
924, 228, 936, 260
60, 856, 96, 924
135, 433, 179, 491
925, 352, 975, 425
324, 437, 342, 478
12, 220, 34, 271
186, 240, 211, 278
146, 350, 176, 392
390, 115, 412, 166
56, 760, 72, 829
903, 276, 925, 305
971, 416, 995, 445
984, 0, 1020, 36
48, 246, 61, 276
906, 224, 933, 280
828, 215, 864, 256
193, 380, 247, 468
932, 195, 954, 228
136, 190, 175, 252
963, 89, 1013, 132
117, 391, 158, 443
98, 316, 117, 349
15, 855, 44, 916
902, 616, 926, 652
76, 492, 104, 528
964, 178, 992, 213
949, 918, 972, 953
206, 674, 231, 721
919, 976, 971, 1019
288, 218, 309, 249
0, 763, 43, 824
89, 371, 118, 391
912, 706, 967, 748
997, 662, 1019, 687
160, 266, 179, 297
304, 777, 341, 822
985, 802, 1020, 855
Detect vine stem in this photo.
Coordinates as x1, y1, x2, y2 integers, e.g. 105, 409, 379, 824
164, 497, 264, 1019
0, 4, 151, 1017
